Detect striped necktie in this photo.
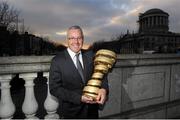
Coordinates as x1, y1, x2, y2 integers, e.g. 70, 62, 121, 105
75, 53, 85, 83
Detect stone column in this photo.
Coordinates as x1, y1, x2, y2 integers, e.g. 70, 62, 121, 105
143, 18, 145, 29
162, 16, 165, 25
152, 16, 154, 26
155, 16, 158, 25
160, 16, 162, 25
146, 18, 148, 28
43, 72, 59, 119
148, 17, 150, 27
0, 74, 15, 119
143, 19, 146, 30
166, 17, 168, 25
19, 73, 38, 119
142, 19, 144, 30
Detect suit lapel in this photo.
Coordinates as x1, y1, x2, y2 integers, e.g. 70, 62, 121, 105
64, 50, 85, 84
82, 51, 91, 84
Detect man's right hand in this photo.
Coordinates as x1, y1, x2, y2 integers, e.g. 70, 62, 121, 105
81, 95, 96, 104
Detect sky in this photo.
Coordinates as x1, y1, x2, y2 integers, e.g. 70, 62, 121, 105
6, 0, 180, 45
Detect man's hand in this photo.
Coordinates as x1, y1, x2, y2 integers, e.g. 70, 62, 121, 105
96, 88, 107, 105
81, 95, 96, 104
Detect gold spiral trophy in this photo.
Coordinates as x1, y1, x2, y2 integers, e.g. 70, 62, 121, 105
83, 49, 117, 100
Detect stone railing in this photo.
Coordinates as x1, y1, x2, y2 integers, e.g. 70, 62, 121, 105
0, 54, 180, 119
0, 56, 59, 119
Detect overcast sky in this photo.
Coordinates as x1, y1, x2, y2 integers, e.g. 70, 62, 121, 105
6, 0, 180, 44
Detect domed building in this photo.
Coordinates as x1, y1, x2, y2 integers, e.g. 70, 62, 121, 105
119, 8, 180, 53
138, 8, 169, 33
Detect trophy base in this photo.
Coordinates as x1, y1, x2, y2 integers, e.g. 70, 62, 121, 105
83, 92, 97, 101
83, 86, 99, 101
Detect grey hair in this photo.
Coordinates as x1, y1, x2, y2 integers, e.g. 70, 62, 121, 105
67, 25, 84, 38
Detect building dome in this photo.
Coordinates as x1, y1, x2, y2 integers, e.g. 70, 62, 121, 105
138, 8, 169, 33
144, 8, 168, 16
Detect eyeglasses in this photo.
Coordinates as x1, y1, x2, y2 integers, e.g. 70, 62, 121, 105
68, 37, 83, 41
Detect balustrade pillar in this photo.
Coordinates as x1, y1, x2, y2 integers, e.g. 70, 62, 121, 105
43, 72, 59, 119
0, 74, 15, 119
19, 73, 38, 119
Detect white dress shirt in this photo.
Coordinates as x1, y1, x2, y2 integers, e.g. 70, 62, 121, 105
67, 48, 84, 68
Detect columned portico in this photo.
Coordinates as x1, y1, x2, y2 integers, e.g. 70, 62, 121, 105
138, 8, 169, 33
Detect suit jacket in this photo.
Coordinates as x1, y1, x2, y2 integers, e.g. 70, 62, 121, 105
49, 49, 109, 118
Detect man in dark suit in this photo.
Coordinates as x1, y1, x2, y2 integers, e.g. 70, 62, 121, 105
49, 25, 109, 118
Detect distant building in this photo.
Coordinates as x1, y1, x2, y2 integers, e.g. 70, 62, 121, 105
120, 8, 180, 53
0, 25, 11, 56
0, 25, 60, 56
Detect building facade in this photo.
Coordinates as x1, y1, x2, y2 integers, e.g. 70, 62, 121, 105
120, 8, 180, 54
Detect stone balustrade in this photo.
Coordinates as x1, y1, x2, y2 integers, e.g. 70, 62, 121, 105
0, 56, 58, 119
0, 54, 180, 119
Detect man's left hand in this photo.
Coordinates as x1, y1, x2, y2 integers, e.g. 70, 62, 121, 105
96, 88, 107, 105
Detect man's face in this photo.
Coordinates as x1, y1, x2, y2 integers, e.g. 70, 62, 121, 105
67, 29, 84, 53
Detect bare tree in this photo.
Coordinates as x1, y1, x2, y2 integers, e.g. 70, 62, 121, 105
0, 1, 20, 31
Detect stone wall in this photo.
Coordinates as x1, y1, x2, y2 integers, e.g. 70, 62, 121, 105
99, 54, 180, 118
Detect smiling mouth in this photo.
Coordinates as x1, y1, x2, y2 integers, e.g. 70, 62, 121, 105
73, 44, 80, 47
73, 45, 79, 48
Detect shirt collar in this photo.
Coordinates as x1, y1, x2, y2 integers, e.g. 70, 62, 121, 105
67, 48, 82, 59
